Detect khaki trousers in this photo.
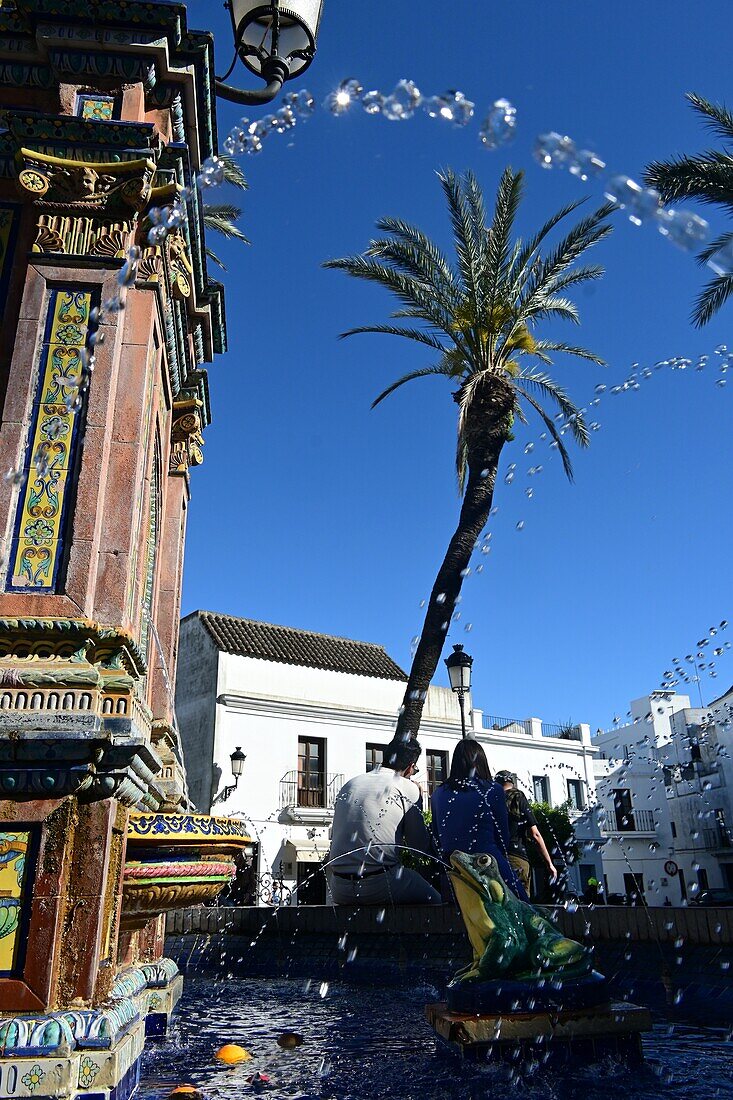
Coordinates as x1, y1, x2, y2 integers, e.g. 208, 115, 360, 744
508, 855, 532, 898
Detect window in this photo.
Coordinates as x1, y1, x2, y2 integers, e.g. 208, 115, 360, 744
697, 867, 709, 891
671, 820, 677, 838
533, 776, 550, 804
297, 737, 325, 808
366, 743, 386, 772
425, 749, 448, 796
612, 788, 634, 831
716, 809, 731, 848
566, 779, 585, 811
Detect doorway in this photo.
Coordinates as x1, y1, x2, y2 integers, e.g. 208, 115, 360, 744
297, 860, 327, 905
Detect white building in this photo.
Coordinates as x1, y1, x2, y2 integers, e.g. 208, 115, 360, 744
176, 611, 604, 904
592, 688, 733, 904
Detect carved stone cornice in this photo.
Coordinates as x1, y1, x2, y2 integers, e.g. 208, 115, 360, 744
169, 397, 203, 476
17, 148, 156, 212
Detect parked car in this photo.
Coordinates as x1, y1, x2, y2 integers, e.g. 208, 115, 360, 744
692, 889, 733, 906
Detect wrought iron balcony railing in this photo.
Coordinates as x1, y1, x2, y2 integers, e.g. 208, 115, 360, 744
279, 771, 344, 812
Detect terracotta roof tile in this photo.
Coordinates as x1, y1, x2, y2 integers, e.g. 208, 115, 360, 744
192, 612, 407, 681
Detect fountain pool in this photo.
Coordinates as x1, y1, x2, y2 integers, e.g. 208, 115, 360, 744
138, 976, 733, 1099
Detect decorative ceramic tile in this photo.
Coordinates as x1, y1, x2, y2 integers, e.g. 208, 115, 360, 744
0, 832, 31, 975
7, 289, 94, 592
76, 94, 116, 122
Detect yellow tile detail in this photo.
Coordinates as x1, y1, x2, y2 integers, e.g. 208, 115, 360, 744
0, 832, 30, 973
10, 289, 91, 590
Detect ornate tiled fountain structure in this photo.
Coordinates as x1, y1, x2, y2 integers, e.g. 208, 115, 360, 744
0, 3, 250, 1096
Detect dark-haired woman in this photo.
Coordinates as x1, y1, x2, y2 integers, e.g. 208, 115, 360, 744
431, 740, 529, 902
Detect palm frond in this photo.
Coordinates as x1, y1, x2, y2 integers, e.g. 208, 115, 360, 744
687, 92, 733, 143
508, 197, 587, 295
438, 168, 483, 310
322, 255, 458, 339
697, 229, 733, 266
365, 237, 460, 315
513, 386, 576, 480
375, 216, 459, 297
517, 371, 590, 447
205, 245, 226, 271
521, 203, 614, 316
202, 207, 250, 243
339, 324, 448, 353
645, 152, 733, 207
532, 340, 606, 366
485, 166, 524, 322
218, 154, 248, 190
692, 272, 733, 327
371, 364, 453, 408
523, 295, 581, 325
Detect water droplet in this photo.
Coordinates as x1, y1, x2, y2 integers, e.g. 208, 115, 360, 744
324, 78, 363, 115
319, 981, 329, 998
361, 90, 385, 115
478, 98, 517, 149
424, 90, 474, 127
534, 131, 576, 169
382, 79, 421, 120
656, 208, 709, 252
283, 88, 315, 118
516, 520, 525, 531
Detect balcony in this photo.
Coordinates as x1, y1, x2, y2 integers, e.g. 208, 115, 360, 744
279, 771, 344, 824
482, 714, 532, 736
481, 714, 582, 741
605, 807, 657, 836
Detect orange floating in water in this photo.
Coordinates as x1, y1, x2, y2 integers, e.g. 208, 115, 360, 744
215, 1044, 252, 1065
168, 1087, 204, 1100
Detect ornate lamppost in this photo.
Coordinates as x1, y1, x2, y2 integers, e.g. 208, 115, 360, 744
212, 746, 247, 805
445, 644, 474, 739
216, 0, 325, 104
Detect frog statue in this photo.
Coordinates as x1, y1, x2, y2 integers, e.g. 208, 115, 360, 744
447, 851, 608, 1013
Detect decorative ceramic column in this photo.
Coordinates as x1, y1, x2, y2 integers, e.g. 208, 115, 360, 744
0, 2, 250, 1096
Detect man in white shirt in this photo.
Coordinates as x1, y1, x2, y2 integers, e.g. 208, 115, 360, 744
328, 736, 441, 905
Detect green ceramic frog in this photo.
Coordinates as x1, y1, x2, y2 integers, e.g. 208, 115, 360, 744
449, 850, 593, 983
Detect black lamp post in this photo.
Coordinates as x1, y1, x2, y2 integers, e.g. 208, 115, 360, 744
445, 644, 473, 740
212, 746, 247, 806
216, 0, 324, 105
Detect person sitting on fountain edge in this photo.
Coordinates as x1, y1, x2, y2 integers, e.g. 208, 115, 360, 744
431, 740, 529, 903
495, 770, 557, 900
327, 735, 441, 906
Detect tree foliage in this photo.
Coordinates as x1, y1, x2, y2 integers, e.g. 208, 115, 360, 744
645, 93, 733, 326
325, 168, 612, 740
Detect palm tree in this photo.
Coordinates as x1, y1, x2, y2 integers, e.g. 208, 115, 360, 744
202, 155, 249, 270
645, 94, 733, 327
324, 168, 612, 742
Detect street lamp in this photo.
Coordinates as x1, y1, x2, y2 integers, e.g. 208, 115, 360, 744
445, 644, 473, 740
211, 746, 247, 806
216, 0, 324, 105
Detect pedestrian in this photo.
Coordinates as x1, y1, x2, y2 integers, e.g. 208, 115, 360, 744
431, 741, 529, 902
494, 771, 558, 899
327, 735, 441, 906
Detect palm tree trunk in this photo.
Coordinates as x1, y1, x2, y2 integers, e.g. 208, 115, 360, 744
394, 381, 515, 741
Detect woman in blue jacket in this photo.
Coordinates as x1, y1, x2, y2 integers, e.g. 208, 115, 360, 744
431, 739, 529, 902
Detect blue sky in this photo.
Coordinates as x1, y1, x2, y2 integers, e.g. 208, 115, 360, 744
182, 0, 732, 731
